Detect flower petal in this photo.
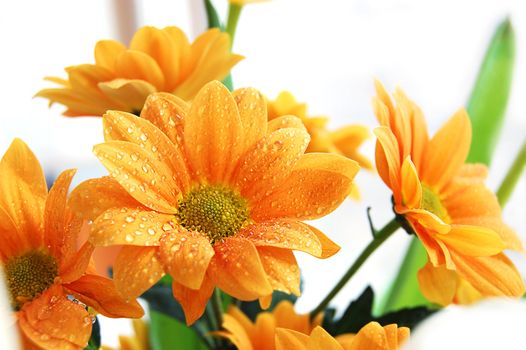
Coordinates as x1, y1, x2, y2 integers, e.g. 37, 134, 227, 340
233, 127, 310, 203
400, 157, 422, 209
94, 39, 126, 71
239, 220, 322, 257
171, 276, 215, 325
113, 246, 165, 299
103, 111, 191, 192
114, 50, 165, 91
215, 314, 254, 350
275, 328, 309, 350
0, 138, 47, 250
91, 207, 174, 247
65, 274, 144, 318
436, 225, 504, 257
18, 285, 92, 350
232, 87, 268, 153
98, 78, 157, 113
209, 238, 272, 300
307, 327, 343, 350
184, 81, 244, 183
421, 109, 471, 191
251, 153, 359, 221
374, 127, 402, 201
159, 228, 215, 289
257, 247, 300, 295
59, 241, 94, 284
93, 141, 180, 213
417, 262, 458, 306
303, 224, 341, 259
267, 115, 307, 133
0, 205, 25, 261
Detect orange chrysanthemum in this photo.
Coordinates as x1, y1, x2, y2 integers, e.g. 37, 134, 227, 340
215, 300, 323, 349
276, 323, 409, 350
372, 81, 525, 305
267, 91, 371, 199
0, 139, 143, 350
70, 81, 359, 325
36, 26, 243, 117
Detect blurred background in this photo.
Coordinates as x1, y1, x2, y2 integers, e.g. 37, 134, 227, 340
0, 0, 525, 346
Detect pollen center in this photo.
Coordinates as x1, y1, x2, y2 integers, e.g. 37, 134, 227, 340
4, 250, 58, 309
421, 185, 451, 223
176, 185, 250, 243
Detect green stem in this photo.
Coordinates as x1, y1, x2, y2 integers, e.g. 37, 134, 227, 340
497, 139, 526, 206
225, 4, 243, 48
211, 288, 224, 330
310, 218, 400, 318
203, 0, 222, 29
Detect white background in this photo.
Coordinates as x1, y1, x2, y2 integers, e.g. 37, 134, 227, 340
0, 0, 525, 346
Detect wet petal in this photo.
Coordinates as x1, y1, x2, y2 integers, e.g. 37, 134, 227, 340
18, 285, 91, 350
267, 115, 307, 133
172, 276, 215, 325
113, 246, 165, 299
417, 262, 458, 306
65, 274, 144, 318
93, 140, 180, 213
159, 228, 214, 289
184, 81, 244, 183
209, 238, 272, 300
257, 247, 300, 295
91, 207, 174, 247
59, 242, 94, 284
303, 224, 340, 258
251, 153, 359, 221
232, 87, 268, 153
0, 205, 25, 261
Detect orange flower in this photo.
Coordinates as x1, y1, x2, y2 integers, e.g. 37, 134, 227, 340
36, 26, 243, 117
276, 323, 409, 350
70, 81, 359, 325
215, 300, 323, 349
372, 81, 525, 305
267, 91, 371, 199
0, 139, 143, 350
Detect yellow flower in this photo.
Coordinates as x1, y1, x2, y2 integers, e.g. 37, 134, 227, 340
36, 26, 243, 117
373, 80, 525, 305
215, 300, 323, 349
70, 81, 359, 325
101, 319, 150, 350
267, 91, 371, 199
276, 323, 409, 350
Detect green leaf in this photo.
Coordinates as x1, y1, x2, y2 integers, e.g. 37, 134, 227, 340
149, 310, 209, 350
467, 18, 516, 165
84, 317, 101, 350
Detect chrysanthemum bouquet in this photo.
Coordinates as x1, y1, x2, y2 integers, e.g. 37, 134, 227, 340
2, 1, 525, 349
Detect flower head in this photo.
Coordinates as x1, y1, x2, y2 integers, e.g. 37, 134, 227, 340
372, 81, 525, 305
267, 91, 371, 199
36, 26, 243, 117
276, 323, 409, 350
70, 81, 359, 325
0, 139, 143, 350
215, 300, 323, 349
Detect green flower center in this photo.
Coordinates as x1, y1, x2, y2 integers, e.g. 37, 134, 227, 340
176, 185, 250, 244
421, 185, 450, 223
4, 250, 58, 309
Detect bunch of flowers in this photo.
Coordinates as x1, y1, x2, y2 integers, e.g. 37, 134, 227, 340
2, 1, 525, 349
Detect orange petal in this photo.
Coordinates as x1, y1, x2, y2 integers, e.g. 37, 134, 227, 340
252, 313, 277, 349
184, 81, 244, 183
232, 87, 268, 153
275, 328, 309, 350
239, 220, 322, 257
436, 225, 504, 257
90, 207, 174, 247
0, 205, 25, 261
216, 314, 254, 350
171, 276, 215, 325
400, 157, 422, 209
98, 79, 157, 113
59, 241, 94, 284
0, 138, 47, 251
417, 262, 458, 306
44, 169, 76, 262
267, 115, 307, 133
69, 176, 140, 222
18, 284, 91, 350
450, 252, 525, 298
114, 50, 165, 91
348, 322, 395, 350
307, 326, 343, 350
251, 153, 359, 221
65, 274, 144, 318
303, 224, 341, 258
233, 127, 310, 204
273, 301, 311, 334
113, 246, 165, 299
421, 109, 471, 191
443, 182, 500, 220
103, 110, 191, 192
93, 141, 180, 213
407, 98, 428, 173
209, 238, 272, 300
94, 39, 126, 71
374, 127, 401, 201
140, 92, 188, 149
257, 247, 300, 295
159, 228, 215, 289
401, 208, 450, 235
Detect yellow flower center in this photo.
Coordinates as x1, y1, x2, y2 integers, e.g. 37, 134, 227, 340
4, 250, 58, 309
176, 185, 250, 243
421, 185, 451, 223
